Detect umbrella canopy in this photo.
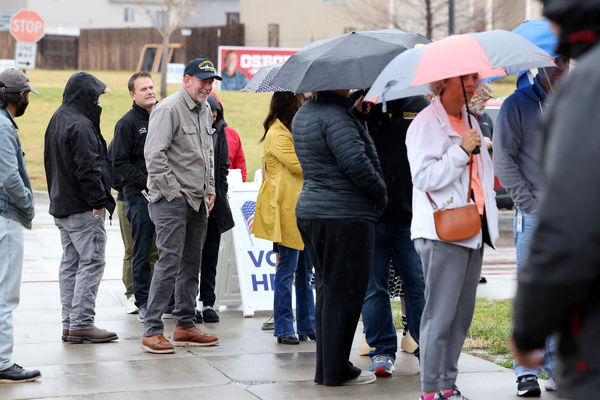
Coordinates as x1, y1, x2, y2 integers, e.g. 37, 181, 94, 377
240, 62, 286, 93
512, 18, 558, 58
366, 30, 555, 103
270, 29, 430, 93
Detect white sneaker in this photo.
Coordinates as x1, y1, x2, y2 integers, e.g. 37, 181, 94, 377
341, 371, 376, 386
125, 295, 138, 314
544, 377, 557, 391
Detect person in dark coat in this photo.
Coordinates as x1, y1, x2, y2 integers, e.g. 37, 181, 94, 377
292, 90, 387, 386
44, 72, 117, 344
512, 1, 600, 398
355, 95, 428, 377
195, 94, 235, 323
111, 72, 158, 320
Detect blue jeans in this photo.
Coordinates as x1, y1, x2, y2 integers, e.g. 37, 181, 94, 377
273, 245, 315, 337
0, 216, 24, 370
513, 210, 555, 379
361, 220, 425, 362
125, 193, 155, 308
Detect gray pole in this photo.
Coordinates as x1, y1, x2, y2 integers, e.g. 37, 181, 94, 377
449, 0, 455, 35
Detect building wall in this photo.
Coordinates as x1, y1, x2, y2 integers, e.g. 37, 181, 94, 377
0, 0, 239, 35
240, 0, 545, 47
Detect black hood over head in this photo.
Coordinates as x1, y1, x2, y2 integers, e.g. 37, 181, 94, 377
543, 0, 600, 58
207, 94, 226, 130
62, 72, 107, 131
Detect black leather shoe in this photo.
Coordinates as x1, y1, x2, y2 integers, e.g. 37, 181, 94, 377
299, 334, 316, 341
193, 309, 203, 323
277, 335, 300, 345
202, 307, 219, 323
0, 363, 41, 383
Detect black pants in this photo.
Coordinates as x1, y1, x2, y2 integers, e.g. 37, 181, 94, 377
125, 193, 155, 308
199, 216, 221, 307
297, 217, 375, 386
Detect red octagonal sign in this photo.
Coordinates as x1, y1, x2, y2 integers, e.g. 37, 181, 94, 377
10, 10, 45, 43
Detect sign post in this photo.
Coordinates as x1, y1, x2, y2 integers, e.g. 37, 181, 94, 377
10, 10, 45, 71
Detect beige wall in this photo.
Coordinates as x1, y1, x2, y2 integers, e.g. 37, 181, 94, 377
240, 0, 545, 47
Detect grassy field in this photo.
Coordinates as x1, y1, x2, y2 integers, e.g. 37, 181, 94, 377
392, 298, 514, 368
18, 70, 516, 190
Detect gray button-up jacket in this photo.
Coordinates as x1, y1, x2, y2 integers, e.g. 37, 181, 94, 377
144, 87, 215, 212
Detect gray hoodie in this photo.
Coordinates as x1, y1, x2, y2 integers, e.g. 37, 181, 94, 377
492, 76, 547, 213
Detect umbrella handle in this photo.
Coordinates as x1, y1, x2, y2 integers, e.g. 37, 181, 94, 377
460, 76, 480, 155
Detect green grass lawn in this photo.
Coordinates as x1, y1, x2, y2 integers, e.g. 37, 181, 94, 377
392, 297, 514, 368
18, 69, 516, 190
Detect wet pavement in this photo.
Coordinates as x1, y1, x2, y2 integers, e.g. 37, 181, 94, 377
1, 194, 562, 399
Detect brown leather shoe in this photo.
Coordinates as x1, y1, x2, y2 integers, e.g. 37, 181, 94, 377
61, 329, 69, 342
173, 324, 219, 346
141, 334, 175, 354
67, 327, 118, 343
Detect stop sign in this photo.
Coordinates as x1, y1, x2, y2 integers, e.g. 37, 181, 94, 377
10, 10, 45, 43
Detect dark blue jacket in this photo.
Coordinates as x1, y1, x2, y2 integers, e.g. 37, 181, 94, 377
292, 91, 387, 222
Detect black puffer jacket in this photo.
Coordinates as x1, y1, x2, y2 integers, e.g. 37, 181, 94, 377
111, 102, 152, 201
292, 91, 387, 222
44, 72, 115, 218
207, 95, 234, 234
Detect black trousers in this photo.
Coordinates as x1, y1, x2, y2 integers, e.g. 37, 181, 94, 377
297, 217, 375, 386
199, 216, 221, 307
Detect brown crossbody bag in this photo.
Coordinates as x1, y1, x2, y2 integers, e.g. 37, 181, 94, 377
426, 156, 481, 242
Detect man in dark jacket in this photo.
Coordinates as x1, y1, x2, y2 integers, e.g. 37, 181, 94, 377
194, 95, 235, 323
112, 72, 157, 321
512, 1, 600, 398
44, 72, 117, 344
495, 62, 568, 396
358, 96, 428, 377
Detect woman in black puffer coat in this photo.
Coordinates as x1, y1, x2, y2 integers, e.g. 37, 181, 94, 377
292, 90, 387, 386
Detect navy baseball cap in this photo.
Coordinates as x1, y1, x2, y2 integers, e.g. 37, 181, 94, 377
184, 58, 222, 81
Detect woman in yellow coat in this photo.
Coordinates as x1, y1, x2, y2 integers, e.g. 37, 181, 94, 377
253, 92, 315, 345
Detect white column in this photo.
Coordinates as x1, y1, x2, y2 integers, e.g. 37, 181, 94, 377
486, 0, 493, 31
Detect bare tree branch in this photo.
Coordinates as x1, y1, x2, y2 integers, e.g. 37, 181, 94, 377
135, 0, 202, 99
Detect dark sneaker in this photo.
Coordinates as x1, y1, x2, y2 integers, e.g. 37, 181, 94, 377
67, 327, 118, 343
369, 354, 395, 376
276, 334, 299, 345
517, 374, 541, 397
193, 308, 203, 323
0, 363, 41, 383
141, 334, 175, 354
261, 314, 274, 330
439, 386, 471, 399
173, 325, 219, 346
137, 303, 147, 323
298, 334, 316, 341
202, 307, 219, 323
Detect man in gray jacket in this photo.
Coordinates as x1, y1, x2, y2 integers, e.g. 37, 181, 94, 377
0, 69, 41, 383
493, 61, 568, 396
141, 58, 220, 353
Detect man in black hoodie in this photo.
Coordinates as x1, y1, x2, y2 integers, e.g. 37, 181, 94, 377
44, 72, 117, 344
111, 72, 157, 321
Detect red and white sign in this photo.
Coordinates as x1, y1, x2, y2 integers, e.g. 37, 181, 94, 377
218, 46, 300, 91
10, 10, 45, 43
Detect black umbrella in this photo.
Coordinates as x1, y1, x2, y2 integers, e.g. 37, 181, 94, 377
271, 29, 430, 93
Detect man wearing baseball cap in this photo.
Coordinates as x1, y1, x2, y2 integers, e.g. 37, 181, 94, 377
141, 58, 221, 353
0, 68, 41, 383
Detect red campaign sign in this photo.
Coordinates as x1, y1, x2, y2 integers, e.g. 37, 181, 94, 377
218, 46, 300, 91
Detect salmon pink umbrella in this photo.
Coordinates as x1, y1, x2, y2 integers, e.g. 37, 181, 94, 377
366, 30, 555, 103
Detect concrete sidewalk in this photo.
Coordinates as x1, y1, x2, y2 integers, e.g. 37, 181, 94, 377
0, 194, 561, 399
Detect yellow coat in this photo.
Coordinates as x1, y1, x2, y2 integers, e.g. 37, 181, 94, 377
252, 119, 304, 250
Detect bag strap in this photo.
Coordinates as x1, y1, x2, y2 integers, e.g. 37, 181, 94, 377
426, 155, 473, 210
